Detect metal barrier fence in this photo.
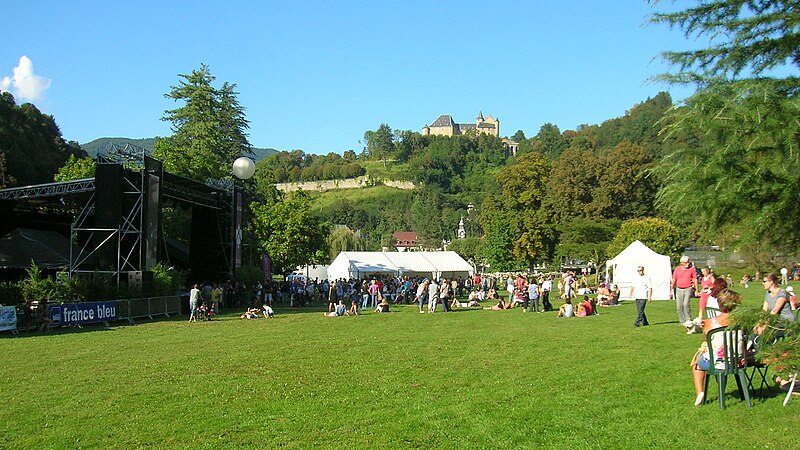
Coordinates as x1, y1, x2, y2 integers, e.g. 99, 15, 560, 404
120, 296, 182, 322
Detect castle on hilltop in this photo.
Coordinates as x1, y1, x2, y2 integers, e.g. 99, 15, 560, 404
422, 112, 499, 137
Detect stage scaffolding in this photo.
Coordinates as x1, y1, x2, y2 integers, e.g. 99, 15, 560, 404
0, 143, 232, 285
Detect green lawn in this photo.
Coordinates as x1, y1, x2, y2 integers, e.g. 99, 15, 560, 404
2, 285, 799, 449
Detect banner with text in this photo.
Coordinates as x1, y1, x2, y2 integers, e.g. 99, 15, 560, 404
50, 301, 119, 326
0, 306, 17, 331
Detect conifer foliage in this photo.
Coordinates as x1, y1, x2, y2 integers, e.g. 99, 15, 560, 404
154, 64, 253, 180
652, 0, 800, 249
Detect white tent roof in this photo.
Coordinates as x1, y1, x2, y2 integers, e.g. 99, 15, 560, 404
327, 251, 474, 280
606, 240, 672, 300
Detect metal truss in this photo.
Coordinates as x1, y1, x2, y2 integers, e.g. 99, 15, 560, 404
161, 181, 225, 210
98, 143, 148, 169
71, 163, 145, 283
0, 178, 95, 200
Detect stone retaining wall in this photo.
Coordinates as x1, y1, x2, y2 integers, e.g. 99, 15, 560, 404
275, 177, 415, 193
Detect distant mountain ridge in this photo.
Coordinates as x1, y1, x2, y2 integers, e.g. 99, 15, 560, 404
81, 137, 278, 161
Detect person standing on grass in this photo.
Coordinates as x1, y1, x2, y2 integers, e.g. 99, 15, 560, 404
696, 267, 714, 320
189, 284, 201, 322
630, 266, 652, 327
428, 278, 440, 313
210, 283, 221, 314
327, 280, 337, 313
368, 279, 380, 309
506, 274, 515, 302
417, 279, 429, 313
562, 271, 575, 301
440, 278, 451, 312
671, 255, 699, 334
541, 275, 553, 311
527, 277, 540, 313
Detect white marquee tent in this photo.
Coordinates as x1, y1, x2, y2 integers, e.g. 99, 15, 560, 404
327, 251, 474, 281
605, 240, 672, 300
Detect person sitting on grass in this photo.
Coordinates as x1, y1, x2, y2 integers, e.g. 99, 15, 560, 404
557, 298, 574, 317
324, 300, 348, 317
609, 285, 620, 305
197, 302, 210, 321
375, 298, 390, 313
262, 304, 274, 318
348, 298, 360, 316
575, 296, 595, 317
689, 288, 742, 406
596, 285, 611, 305
240, 308, 261, 319
450, 293, 461, 310
483, 298, 508, 310
508, 289, 525, 309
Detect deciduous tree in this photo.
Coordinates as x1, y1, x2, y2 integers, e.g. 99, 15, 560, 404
327, 226, 365, 260
495, 152, 554, 266
54, 154, 95, 181
250, 189, 330, 275
0, 92, 86, 186
364, 123, 394, 168
606, 217, 683, 259
592, 141, 657, 220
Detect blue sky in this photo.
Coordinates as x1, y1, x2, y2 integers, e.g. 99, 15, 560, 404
1, 0, 698, 155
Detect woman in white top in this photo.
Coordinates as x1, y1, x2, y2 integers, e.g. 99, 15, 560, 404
557, 298, 574, 317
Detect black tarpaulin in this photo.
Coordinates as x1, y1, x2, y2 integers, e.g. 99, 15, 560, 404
0, 228, 72, 269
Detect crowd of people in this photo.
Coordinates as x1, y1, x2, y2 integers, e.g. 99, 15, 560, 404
684, 269, 798, 405
183, 269, 627, 321
655, 255, 799, 405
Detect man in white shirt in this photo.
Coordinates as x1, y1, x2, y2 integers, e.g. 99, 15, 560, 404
629, 266, 652, 327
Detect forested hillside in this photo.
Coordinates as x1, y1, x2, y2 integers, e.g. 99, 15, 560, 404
0, 92, 86, 187
293, 92, 680, 268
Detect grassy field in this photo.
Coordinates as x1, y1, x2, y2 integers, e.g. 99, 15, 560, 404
307, 184, 413, 212
361, 160, 410, 181
2, 284, 799, 449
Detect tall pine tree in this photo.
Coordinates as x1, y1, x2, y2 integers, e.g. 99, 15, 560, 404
153, 64, 253, 180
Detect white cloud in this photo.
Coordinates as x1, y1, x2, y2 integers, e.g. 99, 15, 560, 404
1, 56, 51, 101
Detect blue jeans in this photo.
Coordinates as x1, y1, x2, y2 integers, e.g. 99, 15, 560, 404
418, 295, 427, 310
361, 294, 369, 308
